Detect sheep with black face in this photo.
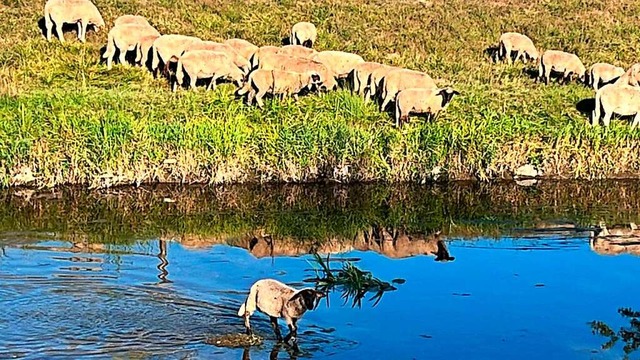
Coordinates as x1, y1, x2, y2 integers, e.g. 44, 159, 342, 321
395, 87, 459, 127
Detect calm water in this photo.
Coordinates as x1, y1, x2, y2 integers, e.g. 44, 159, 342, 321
0, 182, 639, 359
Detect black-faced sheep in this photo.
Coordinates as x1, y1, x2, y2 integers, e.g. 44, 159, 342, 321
290, 22, 317, 48
395, 87, 459, 127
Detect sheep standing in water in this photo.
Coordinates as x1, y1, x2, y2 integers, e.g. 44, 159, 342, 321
395, 87, 459, 127
290, 22, 317, 48
44, 0, 105, 43
538, 50, 586, 85
495, 32, 539, 64
238, 279, 324, 348
587, 63, 625, 90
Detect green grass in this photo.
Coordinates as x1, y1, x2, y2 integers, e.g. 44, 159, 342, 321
2, 0, 640, 186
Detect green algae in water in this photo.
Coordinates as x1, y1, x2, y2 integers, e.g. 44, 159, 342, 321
205, 333, 264, 348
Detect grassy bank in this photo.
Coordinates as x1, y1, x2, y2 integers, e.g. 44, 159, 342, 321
2, 0, 640, 187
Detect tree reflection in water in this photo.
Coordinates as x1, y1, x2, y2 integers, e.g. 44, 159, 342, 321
590, 307, 640, 357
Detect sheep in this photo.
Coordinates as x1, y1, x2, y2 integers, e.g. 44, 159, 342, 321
102, 24, 160, 70
592, 83, 640, 128
348, 62, 388, 99
395, 87, 459, 127
587, 63, 625, 90
495, 32, 539, 64
237, 279, 324, 348
150, 34, 201, 76
44, 0, 105, 43
184, 40, 250, 73
538, 50, 586, 85
136, 34, 161, 68
173, 50, 244, 92
113, 14, 150, 28
379, 69, 436, 111
310, 50, 365, 79
277, 45, 317, 59
236, 69, 321, 108
258, 54, 339, 92
249, 45, 280, 70
365, 64, 397, 101
613, 63, 640, 87
224, 38, 259, 61
290, 22, 317, 48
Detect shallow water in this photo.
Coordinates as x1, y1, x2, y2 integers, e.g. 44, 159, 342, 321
1, 182, 639, 359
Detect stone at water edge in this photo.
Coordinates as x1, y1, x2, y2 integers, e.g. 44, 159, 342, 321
205, 333, 264, 348
514, 164, 539, 179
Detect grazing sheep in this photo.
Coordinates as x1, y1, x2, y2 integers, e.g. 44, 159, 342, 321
592, 83, 640, 128
44, 0, 105, 43
277, 45, 317, 59
224, 38, 259, 61
495, 32, 539, 64
290, 22, 317, 48
174, 50, 244, 92
238, 279, 324, 347
236, 69, 321, 108
184, 41, 250, 73
249, 45, 280, 70
365, 64, 397, 101
113, 14, 150, 28
538, 50, 586, 85
587, 63, 625, 90
348, 62, 388, 99
395, 87, 459, 127
136, 34, 161, 68
150, 34, 201, 76
613, 63, 640, 87
379, 69, 436, 111
259, 54, 339, 92
310, 50, 365, 79
102, 24, 160, 70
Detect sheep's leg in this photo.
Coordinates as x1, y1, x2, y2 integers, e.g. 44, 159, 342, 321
516, 51, 524, 64
118, 48, 127, 66
244, 314, 252, 335
292, 93, 299, 102
45, 19, 53, 41
632, 113, 640, 129
270, 317, 283, 341
380, 96, 391, 112
56, 22, 65, 43
283, 318, 299, 350
593, 75, 600, 90
80, 21, 88, 42
190, 76, 197, 91
544, 69, 551, 85
255, 89, 267, 108
603, 111, 612, 127
246, 90, 256, 105
77, 22, 82, 41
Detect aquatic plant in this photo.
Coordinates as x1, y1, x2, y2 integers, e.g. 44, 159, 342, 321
590, 307, 640, 357
305, 253, 399, 308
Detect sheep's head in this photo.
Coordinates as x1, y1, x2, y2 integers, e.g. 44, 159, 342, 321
306, 72, 322, 89
92, 15, 106, 31
291, 289, 326, 311
528, 49, 540, 62
438, 87, 460, 108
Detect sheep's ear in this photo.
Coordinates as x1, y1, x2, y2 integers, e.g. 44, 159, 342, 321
311, 73, 321, 82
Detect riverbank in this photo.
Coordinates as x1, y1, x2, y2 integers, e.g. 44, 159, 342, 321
2, 0, 640, 187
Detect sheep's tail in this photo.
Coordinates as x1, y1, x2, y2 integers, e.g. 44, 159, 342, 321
237, 283, 259, 317
103, 29, 115, 59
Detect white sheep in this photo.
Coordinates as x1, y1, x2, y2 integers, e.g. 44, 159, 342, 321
365, 64, 398, 101
238, 279, 324, 347
395, 87, 460, 127
277, 45, 317, 59
495, 32, 539, 64
379, 69, 436, 111
310, 50, 365, 79
174, 50, 244, 92
258, 54, 339, 92
538, 50, 586, 85
290, 22, 317, 48
236, 69, 321, 108
150, 34, 201, 76
136, 34, 161, 68
588, 63, 625, 90
224, 38, 259, 61
592, 84, 640, 128
249, 45, 280, 70
44, 0, 105, 43
613, 63, 640, 87
184, 40, 250, 73
113, 14, 150, 28
102, 24, 160, 70
349, 62, 388, 99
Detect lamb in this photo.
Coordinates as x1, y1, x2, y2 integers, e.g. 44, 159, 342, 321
365, 64, 397, 101
538, 50, 586, 85
174, 50, 244, 92
237, 279, 324, 348
395, 87, 459, 127
236, 69, 321, 108
587, 63, 625, 90
249, 45, 280, 70
184, 41, 250, 73
258, 54, 339, 92
348, 62, 388, 98
150, 34, 201, 76
592, 83, 640, 128
310, 50, 365, 79
379, 69, 436, 111
495, 32, 539, 64
290, 22, 317, 48
44, 0, 105, 43
224, 38, 259, 61
113, 14, 150, 28
277, 45, 317, 59
102, 24, 160, 70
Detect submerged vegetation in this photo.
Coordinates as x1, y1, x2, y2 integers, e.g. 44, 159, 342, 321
590, 308, 640, 358
2, 0, 640, 186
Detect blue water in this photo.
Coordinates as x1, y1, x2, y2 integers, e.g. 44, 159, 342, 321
1, 233, 637, 359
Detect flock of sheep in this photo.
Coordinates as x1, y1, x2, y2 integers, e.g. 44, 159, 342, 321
495, 32, 640, 128
43, 0, 640, 128
43, 0, 460, 127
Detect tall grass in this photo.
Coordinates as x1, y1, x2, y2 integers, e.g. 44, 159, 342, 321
2, 0, 640, 186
